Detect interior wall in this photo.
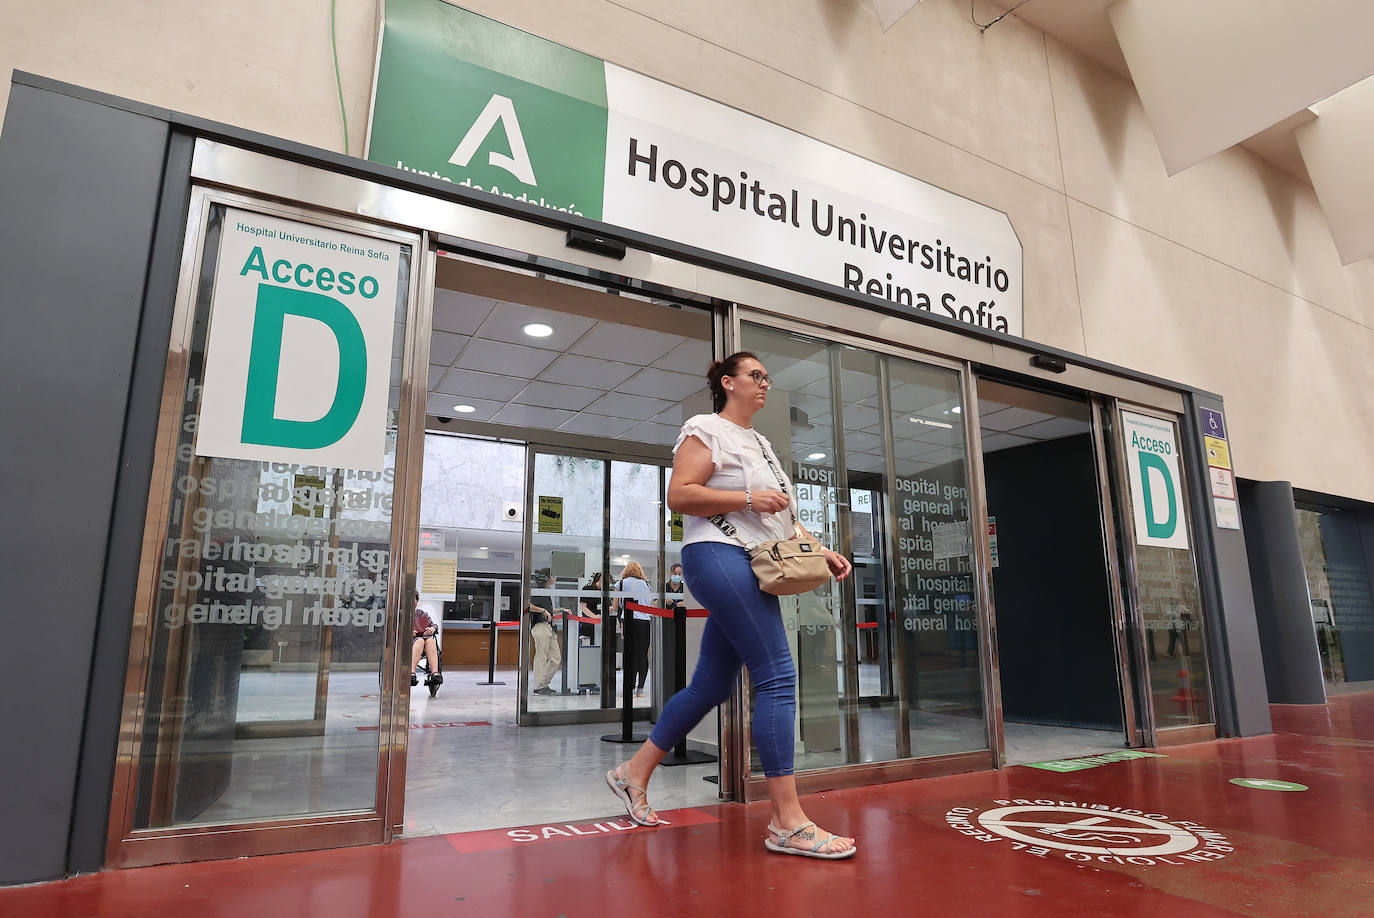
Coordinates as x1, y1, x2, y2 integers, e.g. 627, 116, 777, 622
983, 435, 1123, 731
4, 0, 1371, 499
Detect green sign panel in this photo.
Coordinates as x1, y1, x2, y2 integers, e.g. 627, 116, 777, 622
1229, 778, 1307, 791
369, 0, 606, 219
365, 1, 1028, 338
1025, 750, 1165, 773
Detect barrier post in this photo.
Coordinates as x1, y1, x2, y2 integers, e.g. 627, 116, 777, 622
474, 615, 505, 686
602, 599, 646, 744
658, 602, 716, 767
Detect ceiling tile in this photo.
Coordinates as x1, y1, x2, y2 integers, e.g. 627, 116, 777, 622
490, 403, 577, 429
473, 301, 596, 350
653, 339, 713, 374
763, 360, 827, 393
569, 323, 682, 363
432, 289, 496, 336
893, 438, 943, 460
980, 432, 1036, 453
980, 405, 1054, 432
844, 403, 881, 430
427, 365, 447, 389
428, 332, 469, 366
839, 368, 880, 401
390, 358, 402, 387
622, 421, 682, 445
558, 414, 639, 438
512, 380, 603, 411
847, 453, 888, 474
618, 367, 703, 401
1011, 416, 1092, 440
539, 354, 640, 389
433, 367, 527, 401
890, 382, 958, 416
584, 391, 676, 421
844, 430, 884, 453
791, 425, 834, 447
425, 394, 504, 420
650, 403, 688, 426
454, 339, 558, 377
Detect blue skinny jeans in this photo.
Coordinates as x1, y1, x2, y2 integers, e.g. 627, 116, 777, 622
648, 541, 797, 777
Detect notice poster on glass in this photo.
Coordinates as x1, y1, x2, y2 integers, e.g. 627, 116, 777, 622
932, 519, 971, 561
196, 209, 401, 472
418, 552, 458, 600
1121, 411, 1190, 550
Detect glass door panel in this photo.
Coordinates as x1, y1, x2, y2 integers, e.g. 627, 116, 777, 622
886, 356, 988, 757
1113, 408, 1214, 730
1297, 504, 1374, 691
123, 201, 413, 834
739, 320, 989, 775
742, 325, 849, 773
525, 452, 607, 713
610, 461, 665, 702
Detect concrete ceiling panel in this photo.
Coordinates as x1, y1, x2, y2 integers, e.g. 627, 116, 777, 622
1295, 76, 1374, 264
1108, 0, 1374, 174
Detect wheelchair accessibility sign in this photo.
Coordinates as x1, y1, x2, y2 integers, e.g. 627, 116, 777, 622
946, 801, 1233, 866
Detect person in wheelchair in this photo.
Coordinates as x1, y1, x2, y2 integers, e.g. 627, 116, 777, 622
411, 605, 443, 694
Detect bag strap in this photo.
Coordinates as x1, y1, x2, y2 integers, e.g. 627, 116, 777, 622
707, 429, 806, 546
751, 430, 803, 539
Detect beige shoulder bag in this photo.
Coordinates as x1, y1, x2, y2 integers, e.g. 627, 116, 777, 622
708, 429, 832, 596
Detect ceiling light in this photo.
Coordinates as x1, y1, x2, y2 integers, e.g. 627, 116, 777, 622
479, 546, 488, 551
522, 322, 554, 338
910, 417, 954, 430
946, 406, 962, 414
807, 452, 826, 460
453, 404, 476, 413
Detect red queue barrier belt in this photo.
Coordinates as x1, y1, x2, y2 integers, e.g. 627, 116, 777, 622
625, 601, 709, 619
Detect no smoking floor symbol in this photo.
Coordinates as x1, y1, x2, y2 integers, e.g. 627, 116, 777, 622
947, 802, 1234, 866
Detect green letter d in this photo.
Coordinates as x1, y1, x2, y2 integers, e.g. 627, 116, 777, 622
1137, 452, 1177, 539
241, 284, 367, 449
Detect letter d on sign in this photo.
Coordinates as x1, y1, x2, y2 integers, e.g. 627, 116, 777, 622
1137, 452, 1177, 540
241, 285, 367, 449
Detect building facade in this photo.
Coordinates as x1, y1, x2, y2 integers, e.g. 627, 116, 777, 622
1, 0, 1370, 887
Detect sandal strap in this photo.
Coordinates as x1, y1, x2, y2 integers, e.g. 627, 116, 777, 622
616, 766, 659, 823
767, 822, 816, 845
809, 833, 839, 853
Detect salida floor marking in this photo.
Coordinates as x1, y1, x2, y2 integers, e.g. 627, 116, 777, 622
446, 808, 721, 854
947, 801, 1233, 867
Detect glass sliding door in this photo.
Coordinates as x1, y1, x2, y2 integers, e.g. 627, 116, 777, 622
1296, 503, 1374, 692
885, 356, 987, 757
738, 320, 987, 782
1109, 406, 1215, 738
523, 451, 609, 717
111, 194, 423, 865
520, 449, 672, 722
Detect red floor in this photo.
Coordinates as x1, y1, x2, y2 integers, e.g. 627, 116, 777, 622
6, 693, 1374, 918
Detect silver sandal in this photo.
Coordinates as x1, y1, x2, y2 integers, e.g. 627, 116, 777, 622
764, 822, 857, 859
605, 763, 668, 827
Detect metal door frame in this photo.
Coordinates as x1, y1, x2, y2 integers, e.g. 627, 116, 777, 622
726, 308, 999, 801
517, 443, 675, 727
1104, 399, 1219, 748
106, 187, 429, 868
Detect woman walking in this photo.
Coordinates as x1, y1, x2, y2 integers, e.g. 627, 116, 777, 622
617, 560, 654, 697
605, 352, 857, 859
